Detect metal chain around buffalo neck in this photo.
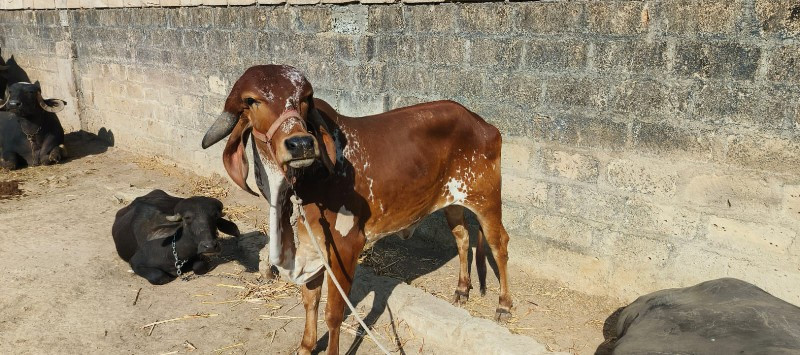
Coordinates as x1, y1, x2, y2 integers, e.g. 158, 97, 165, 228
172, 234, 188, 277
20, 123, 41, 161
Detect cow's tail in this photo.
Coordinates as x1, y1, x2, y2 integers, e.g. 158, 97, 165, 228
476, 226, 487, 296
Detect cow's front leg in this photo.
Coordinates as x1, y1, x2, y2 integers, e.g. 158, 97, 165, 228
299, 274, 323, 355
323, 240, 362, 355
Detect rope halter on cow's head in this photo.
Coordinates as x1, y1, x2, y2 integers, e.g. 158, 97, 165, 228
200, 65, 336, 196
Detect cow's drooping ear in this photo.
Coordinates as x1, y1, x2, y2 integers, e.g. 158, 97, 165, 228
216, 218, 240, 237
146, 220, 182, 241
222, 117, 257, 196
309, 108, 336, 174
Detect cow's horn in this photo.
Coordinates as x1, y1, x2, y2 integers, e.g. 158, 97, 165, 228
165, 214, 182, 222
202, 111, 239, 149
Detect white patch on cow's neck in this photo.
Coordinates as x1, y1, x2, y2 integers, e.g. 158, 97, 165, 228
334, 205, 355, 237
445, 178, 468, 204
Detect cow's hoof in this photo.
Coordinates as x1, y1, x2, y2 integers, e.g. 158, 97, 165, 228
494, 307, 512, 322
452, 290, 469, 305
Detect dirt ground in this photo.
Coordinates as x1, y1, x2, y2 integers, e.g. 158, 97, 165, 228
0, 132, 623, 354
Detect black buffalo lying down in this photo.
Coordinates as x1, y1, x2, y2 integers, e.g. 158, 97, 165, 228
112, 190, 240, 285
612, 278, 800, 354
0, 81, 67, 170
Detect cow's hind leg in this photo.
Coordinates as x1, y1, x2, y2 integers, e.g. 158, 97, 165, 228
445, 205, 472, 305
471, 205, 512, 321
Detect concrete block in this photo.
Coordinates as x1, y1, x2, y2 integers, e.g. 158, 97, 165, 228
501, 175, 547, 209
609, 79, 688, 119
624, 199, 702, 241
675, 41, 761, 80
593, 40, 667, 74
356, 63, 386, 92
429, 68, 482, 101
523, 39, 587, 72
609, 233, 674, 296
469, 37, 523, 70
227, 0, 255, 4
516, 2, 583, 34
360, 0, 394, 3
33, 0, 56, 8
293, 6, 331, 31
405, 4, 456, 33
365, 35, 416, 63
460, 3, 512, 34
542, 149, 599, 183
331, 5, 366, 34
755, 0, 800, 36
550, 184, 626, 224
501, 140, 532, 175
418, 36, 466, 66
587, 1, 648, 35
606, 158, 677, 198
367, 5, 403, 32
630, 121, 719, 159
725, 135, 800, 176
531, 114, 627, 152
767, 44, 800, 83
482, 72, 542, 106
706, 216, 795, 257
543, 77, 608, 112
660, 0, 740, 35
679, 173, 783, 219
529, 214, 594, 250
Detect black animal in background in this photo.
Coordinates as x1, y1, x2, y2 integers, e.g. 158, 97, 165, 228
0, 81, 67, 169
112, 189, 240, 285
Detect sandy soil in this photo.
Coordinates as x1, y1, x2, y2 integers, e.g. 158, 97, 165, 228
0, 132, 623, 354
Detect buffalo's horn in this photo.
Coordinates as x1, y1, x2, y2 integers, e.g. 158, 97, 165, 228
201, 111, 239, 149
165, 214, 182, 222
37, 91, 66, 113
0, 87, 8, 109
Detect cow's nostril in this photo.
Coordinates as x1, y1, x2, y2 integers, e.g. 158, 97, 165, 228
7, 101, 20, 108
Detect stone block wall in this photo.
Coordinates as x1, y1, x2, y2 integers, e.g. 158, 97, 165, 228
1, 1, 799, 303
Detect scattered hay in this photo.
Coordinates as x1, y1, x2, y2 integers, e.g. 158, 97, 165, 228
223, 204, 259, 223
134, 155, 179, 176
189, 174, 229, 200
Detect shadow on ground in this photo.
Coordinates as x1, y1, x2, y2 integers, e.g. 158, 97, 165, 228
595, 307, 624, 355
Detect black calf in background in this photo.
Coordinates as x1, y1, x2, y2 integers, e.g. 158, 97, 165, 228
112, 190, 240, 285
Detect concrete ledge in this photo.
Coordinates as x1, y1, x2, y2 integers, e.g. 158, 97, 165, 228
350, 268, 564, 355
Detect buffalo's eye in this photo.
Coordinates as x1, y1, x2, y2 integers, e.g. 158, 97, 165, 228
244, 98, 256, 106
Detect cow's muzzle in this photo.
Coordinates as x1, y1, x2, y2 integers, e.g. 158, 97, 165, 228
284, 134, 317, 168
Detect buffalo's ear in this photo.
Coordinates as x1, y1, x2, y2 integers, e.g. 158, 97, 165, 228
309, 108, 336, 173
146, 221, 182, 241
216, 218, 240, 237
222, 117, 258, 196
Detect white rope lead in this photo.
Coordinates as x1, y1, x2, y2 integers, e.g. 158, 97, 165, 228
290, 195, 392, 355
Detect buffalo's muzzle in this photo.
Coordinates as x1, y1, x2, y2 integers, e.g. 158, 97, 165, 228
198, 240, 221, 255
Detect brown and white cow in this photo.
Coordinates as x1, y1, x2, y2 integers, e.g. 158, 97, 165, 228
201, 65, 512, 354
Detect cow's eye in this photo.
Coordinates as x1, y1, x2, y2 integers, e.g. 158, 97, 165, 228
245, 98, 256, 106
